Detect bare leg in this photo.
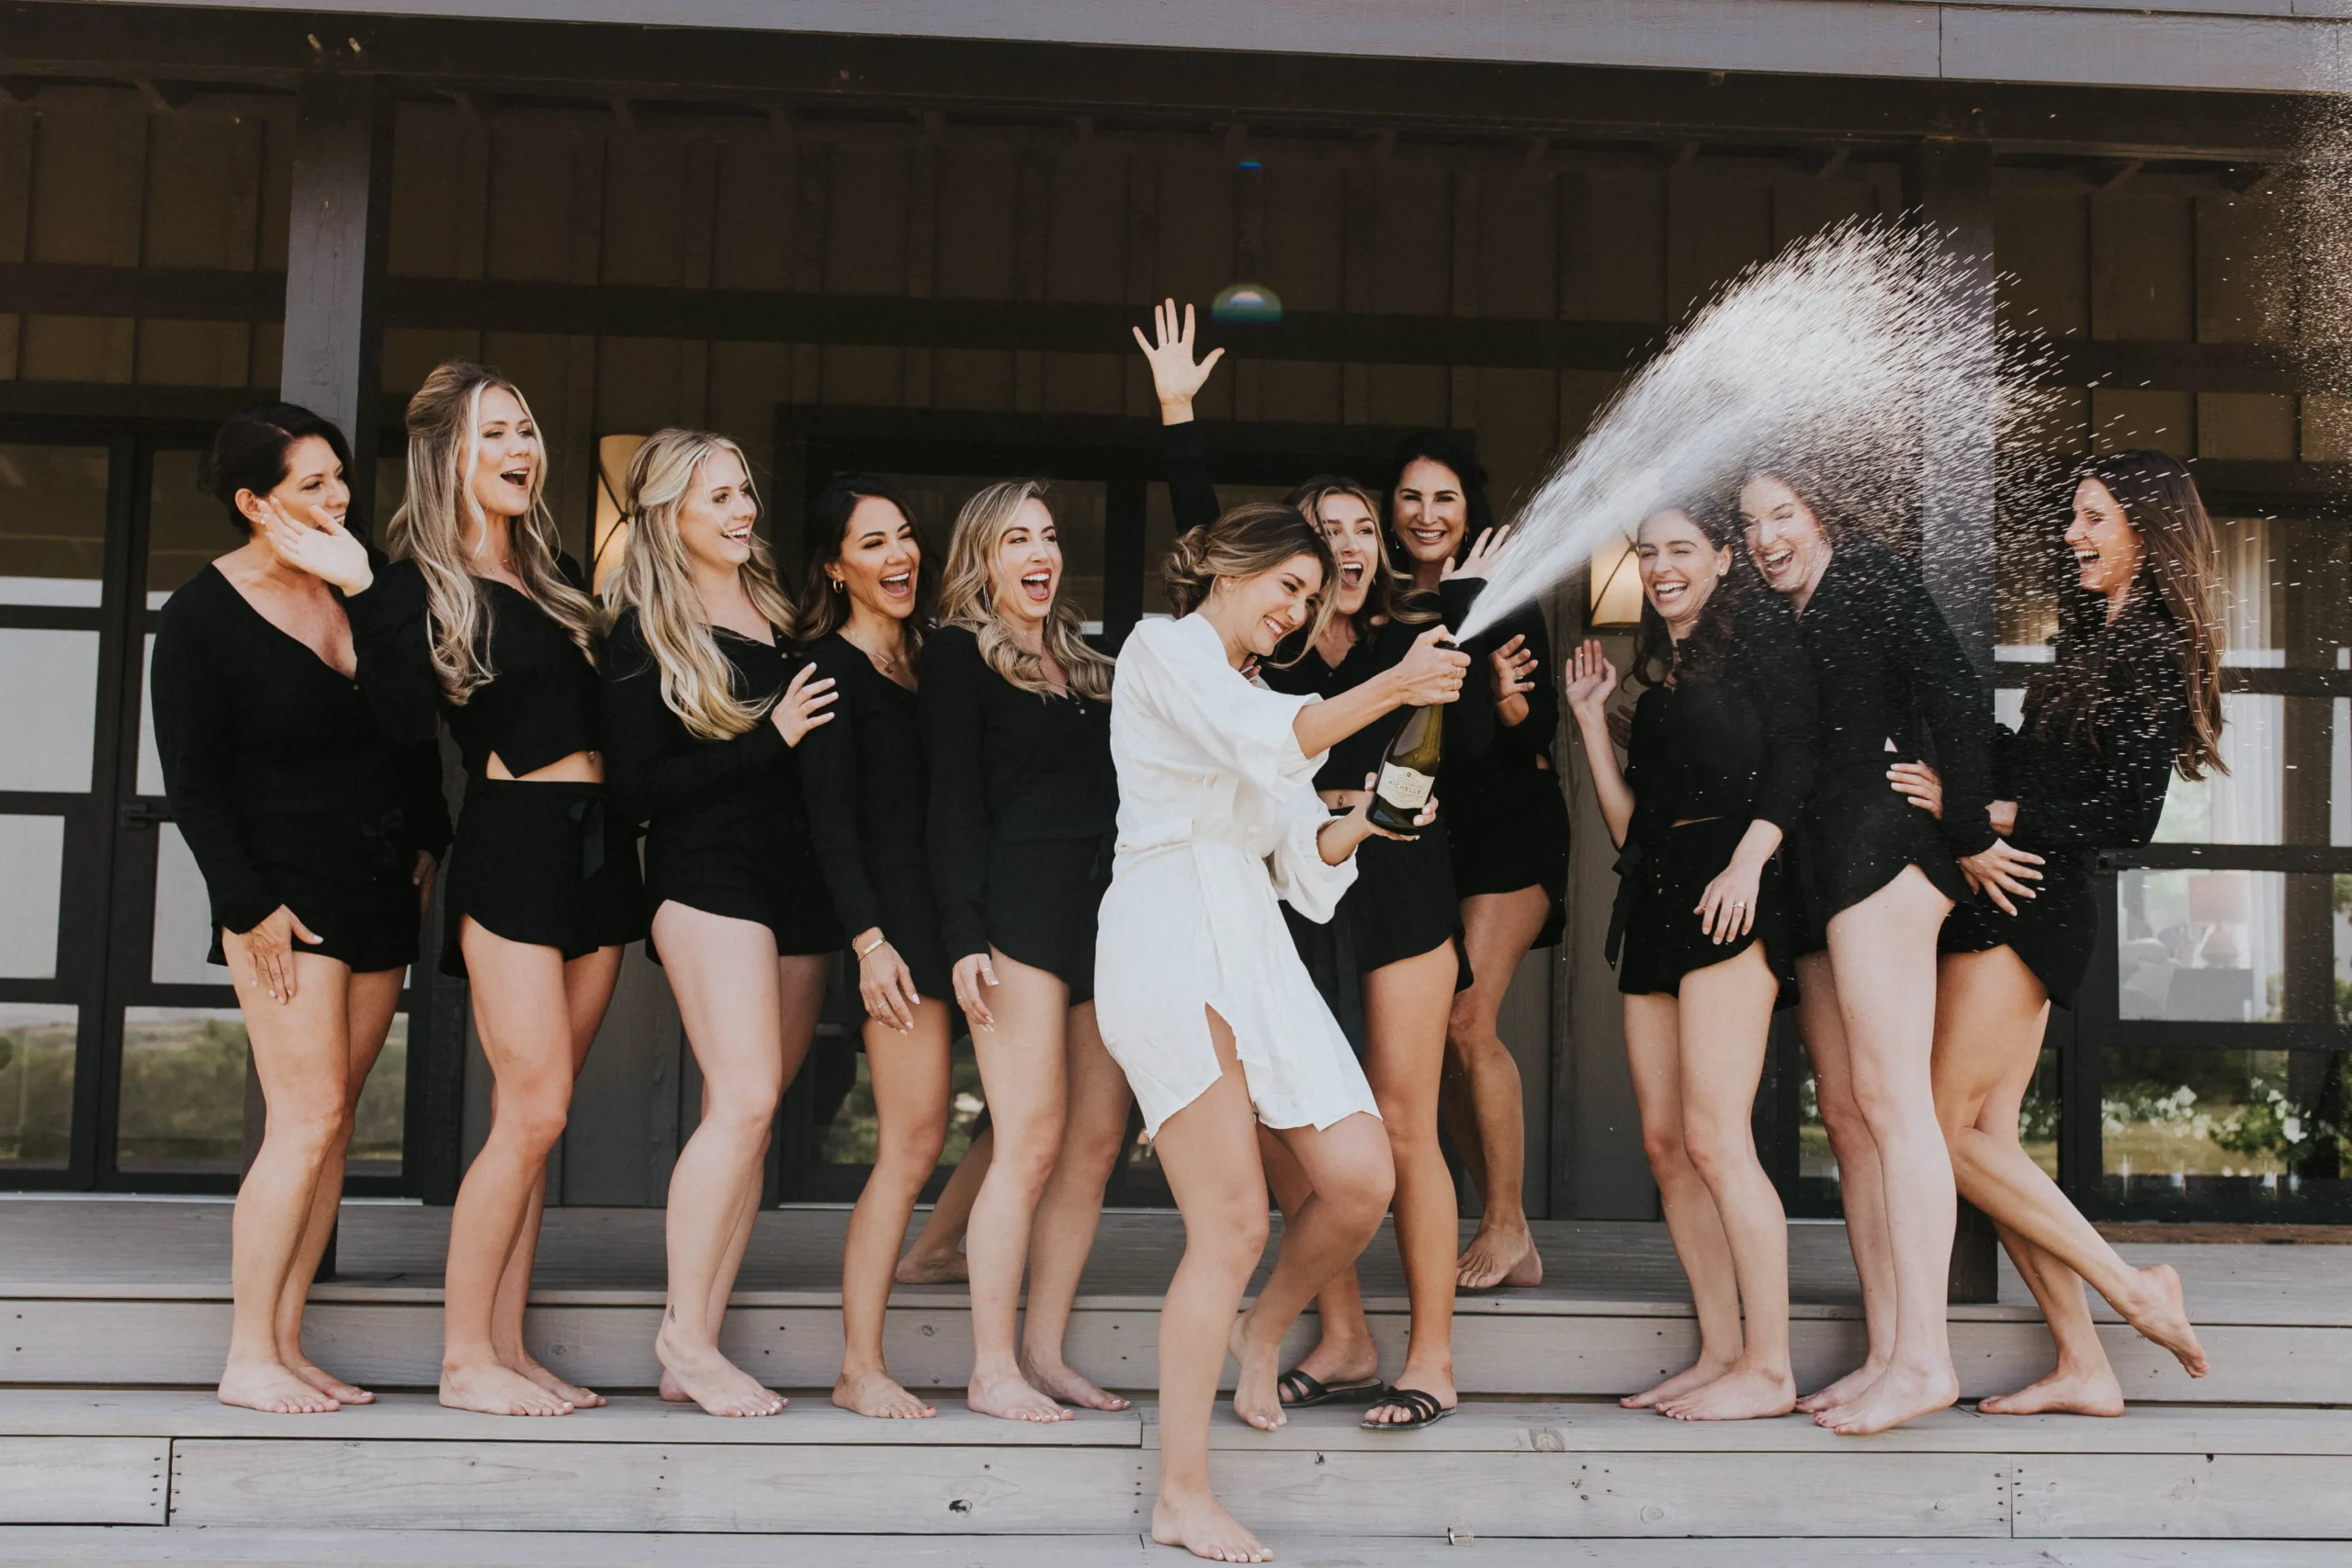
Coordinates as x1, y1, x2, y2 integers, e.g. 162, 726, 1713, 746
1020, 1000, 1135, 1412
898, 1124, 989, 1285
485, 943, 621, 1410
218, 946, 356, 1416
833, 998, 952, 1419
1261, 1129, 1380, 1401
275, 965, 405, 1404
1979, 1218, 2122, 1416
1617, 990, 1742, 1410
1815, 868, 1960, 1437
1657, 945, 1796, 1422
965, 951, 1077, 1422
1148, 1009, 1277, 1564
1793, 952, 1895, 1415
1360, 942, 1463, 1424
1449, 886, 1552, 1290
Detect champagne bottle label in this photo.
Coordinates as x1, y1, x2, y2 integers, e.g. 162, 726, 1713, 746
1376, 761, 1436, 811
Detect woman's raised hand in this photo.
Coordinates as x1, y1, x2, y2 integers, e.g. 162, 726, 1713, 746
1131, 299, 1224, 420
1490, 634, 1539, 706
770, 662, 838, 747
258, 497, 373, 594
1392, 626, 1470, 706
1442, 525, 1513, 583
1564, 639, 1617, 720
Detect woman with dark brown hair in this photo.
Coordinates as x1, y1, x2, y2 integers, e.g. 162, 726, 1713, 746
1887, 449, 2219, 1413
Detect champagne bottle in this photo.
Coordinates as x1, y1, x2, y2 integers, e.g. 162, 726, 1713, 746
1368, 699, 1443, 835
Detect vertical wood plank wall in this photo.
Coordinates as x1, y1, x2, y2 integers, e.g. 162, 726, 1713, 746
0, 87, 2315, 1215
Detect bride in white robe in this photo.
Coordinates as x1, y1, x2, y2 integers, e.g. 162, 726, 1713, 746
1093, 501, 1465, 1564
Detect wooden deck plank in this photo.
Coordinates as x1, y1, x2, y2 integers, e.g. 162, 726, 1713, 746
2017, 1452, 2352, 1539
0, 1437, 166, 1525
167, 1438, 1148, 1532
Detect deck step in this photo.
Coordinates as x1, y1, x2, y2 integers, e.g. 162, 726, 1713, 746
3, 1391, 2349, 1540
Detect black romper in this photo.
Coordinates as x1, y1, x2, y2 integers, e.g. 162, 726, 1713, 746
1611, 592, 1819, 1004
1785, 536, 1995, 953
1942, 594, 2188, 1010
797, 631, 953, 1005
601, 608, 841, 961
1442, 599, 1573, 949
922, 623, 1119, 1003
342, 555, 644, 976
151, 559, 452, 974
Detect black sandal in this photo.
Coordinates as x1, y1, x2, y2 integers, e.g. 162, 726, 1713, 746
1276, 1369, 1387, 1408
1362, 1387, 1455, 1430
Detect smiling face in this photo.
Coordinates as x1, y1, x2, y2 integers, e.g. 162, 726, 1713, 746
1738, 473, 1833, 604
1636, 509, 1727, 635
673, 448, 758, 578
1392, 458, 1467, 570
1216, 552, 1327, 659
244, 434, 349, 547
1313, 491, 1384, 617
467, 384, 540, 523
985, 496, 1062, 634
2067, 477, 2145, 602
828, 494, 922, 622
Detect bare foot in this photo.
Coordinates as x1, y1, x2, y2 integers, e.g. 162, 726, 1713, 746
1622, 1357, 1735, 1411
1152, 1489, 1273, 1563
440, 1359, 573, 1416
894, 1247, 969, 1286
833, 1366, 936, 1419
968, 1369, 1072, 1423
1362, 1368, 1457, 1426
1021, 1354, 1131, 1412
219, 1359, 340, 1415
1227, 1318, 1286, 1432
655, 1325, 786, 1417
502, 1349, 605, 1410
658, 1370, 691, 1403
1976, 1362, 2125, 1417
1658, 1365, 1797, 1422
1794, 1357, 1885, 1415
1456, 1223, 1539, 1292
2120, 1263, 2208, 1380
284, 1357, 373, 1405
1816, 1362, 1958, 1436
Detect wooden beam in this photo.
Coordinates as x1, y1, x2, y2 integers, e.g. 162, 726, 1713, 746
278, 70, 392, 506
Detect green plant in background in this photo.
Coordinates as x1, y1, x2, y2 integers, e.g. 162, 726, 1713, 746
2209, 1077, 2346, 1162
0, 1021, 76, 1165
2101, 1082, 2209, 1140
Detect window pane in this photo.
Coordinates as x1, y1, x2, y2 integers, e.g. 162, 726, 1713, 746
145, 448, 231, 608
0, 626, 98, 793
350, 1011, 406, 1179
116, 1006, 248, 1174
2118, 869, 2352, 1023
0, 443, 109, 606
0, 1003, 75, 1168
2149, 694, 2334, 847
152, 824, 232, 985
136, 633, 164, 798
819, 1038, 984, 1168
0, 815, 66, 979
2101, 1045, 2350, 1219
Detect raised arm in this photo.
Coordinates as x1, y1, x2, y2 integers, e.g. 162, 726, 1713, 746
1563, 640, 1634, 849
1136, 299, 1227, 535
1292, 626, 1468, 758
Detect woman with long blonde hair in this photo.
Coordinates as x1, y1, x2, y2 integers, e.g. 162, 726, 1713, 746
325, 360, 644, 1416
598, 429, 841, 1416
922, 479, 1132, 1421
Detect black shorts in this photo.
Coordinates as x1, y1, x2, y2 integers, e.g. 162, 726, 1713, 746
1940, 848, 2097, 1010
854, 859, 954, 1010
1611, 818, 1797, 1008
1443, 765, 1569, 949
208, 807, 429, 976
984, 836, 1113, 1005
1283, 820, 1472, 1055
1790, 761, 1970, 955
644, 830, 841, 962
441, 781, 646, 976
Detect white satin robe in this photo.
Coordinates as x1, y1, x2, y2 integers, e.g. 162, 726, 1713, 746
1093, 613, 1380, 1136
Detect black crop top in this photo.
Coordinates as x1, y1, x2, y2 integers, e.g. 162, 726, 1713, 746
921, 623, 1119, 963
599, 606, 808, 846
1792, 536, 1996, 858
796, 631, 929, 942
152, 559, 453, 935
342, 555, 600, 780
1623, 592, 1821, 849
1261, 577, 1487, 791
2000, 592, 2188, 853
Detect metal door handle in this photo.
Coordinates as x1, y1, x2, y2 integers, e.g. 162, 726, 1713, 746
119, 802, 172, 828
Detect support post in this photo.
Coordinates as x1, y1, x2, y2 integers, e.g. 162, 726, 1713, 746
1906, 136, 2003, 1306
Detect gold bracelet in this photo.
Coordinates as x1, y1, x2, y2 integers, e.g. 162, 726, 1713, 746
854, 933, 888, 961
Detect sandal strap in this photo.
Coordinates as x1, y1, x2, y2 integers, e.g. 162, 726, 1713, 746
1368, 1387, 1443, 1424
1276, 1369, 1326, 1406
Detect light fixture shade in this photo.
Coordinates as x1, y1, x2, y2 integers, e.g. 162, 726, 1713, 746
1589, 534, 1644, 628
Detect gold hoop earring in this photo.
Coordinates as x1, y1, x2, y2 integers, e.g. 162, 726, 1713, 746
829, 578, 844, 594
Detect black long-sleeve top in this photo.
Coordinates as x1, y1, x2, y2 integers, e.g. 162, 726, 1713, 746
1623, 592, 1821, 849
1446, 597, 1560, 777
796, 631, 929, 941
152, 559, 452, 935
1792, 536, 1996, 858
1261, 577, 1487, 790
341, 556, 601, 779
2000, 592, 2188, 853
921, 623, 1119, 963
599, 607, 809, 848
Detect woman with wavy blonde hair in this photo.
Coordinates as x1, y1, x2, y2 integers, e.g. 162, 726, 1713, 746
598, 429, 841, 1416
919, 480, 1128, 1422
321, 361, 644, 1416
